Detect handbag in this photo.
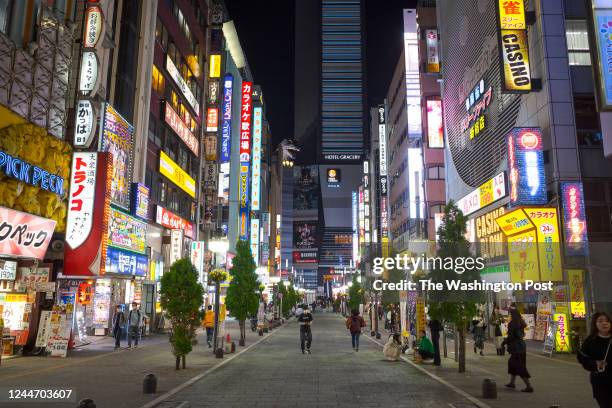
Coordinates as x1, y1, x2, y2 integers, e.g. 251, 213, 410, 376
597, 338, 611, 373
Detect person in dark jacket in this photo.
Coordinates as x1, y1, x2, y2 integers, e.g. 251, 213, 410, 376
428, 319, 443, 366
298, 306, 313, 354
502, 307, 533, 392
111, 305, 126, 350
490, 305, 505, 356
346, 309, 366, 351
578, 312, 612, 408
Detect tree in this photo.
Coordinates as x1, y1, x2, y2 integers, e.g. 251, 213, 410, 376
160, 258, 204, 369
347, 275, 364, 312
278, 281, 295, 317
381, 265, 405, 307
426, 201, 484, 373
225, 240, 260, 346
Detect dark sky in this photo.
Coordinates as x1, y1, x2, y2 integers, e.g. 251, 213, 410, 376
225, 0, 417, 147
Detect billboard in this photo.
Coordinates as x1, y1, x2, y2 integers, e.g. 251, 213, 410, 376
293, 251, 318, 264
497, 1, 531, 93
220, 74, 233, 163
108, 208, 147, 254
155, 205, 194, 239
251, 107, 263, 211
0, 207, 56, 260
166, 55, 199, 113
508, 128, 546, 206
425, 29, 440, 73
294, 166, 319, 211
403, 9, 422, 139
293, 221, 317, 249
99, 103, 134, 209
164, 102, 198, 156
239, 81, 253, 162
130, 183, 149, 220
159, 151, 196, 198
106, 247, 147, 277
239, 164, 250, 241
426, 100, 444, 148
560, 182, 588, 256
456, 172, 507, 217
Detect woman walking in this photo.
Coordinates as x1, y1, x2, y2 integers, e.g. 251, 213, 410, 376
490, 305, 505, 355
578, 312, 612, 407
502, 307, 533, 392
346, 309, 366, 352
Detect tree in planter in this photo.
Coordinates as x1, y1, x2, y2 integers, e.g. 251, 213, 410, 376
347, 275, 365, 312
160, 258, 204, 370
225, 240, 260, 346
426, 201, 483, 373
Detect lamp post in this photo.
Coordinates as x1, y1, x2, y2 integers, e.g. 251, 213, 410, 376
209, 238, 229, 357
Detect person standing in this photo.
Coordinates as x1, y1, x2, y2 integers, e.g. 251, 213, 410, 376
203, 305, 215, 348
428, 319, 443, 366
578, 312, 612, 408
346, 309, 366, 352
490, 305, 505, 355
127, 302, 143, 349
298, 305, 313, 354
473, 312, 486, 356
502, 307, 533, 392
111, 305, 125, 350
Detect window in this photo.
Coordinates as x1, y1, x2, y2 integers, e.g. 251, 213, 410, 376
429, 204, 445, 218
152, 65, 165, 95
427, 166, 445, 180
566, 20, 591, 66
575, 97, 602, 146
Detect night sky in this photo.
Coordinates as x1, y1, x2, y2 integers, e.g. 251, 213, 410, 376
225, 0, 417, 147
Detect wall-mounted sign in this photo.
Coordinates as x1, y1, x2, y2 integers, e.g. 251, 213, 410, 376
79, 51, 99, 94
108, 208, 147, 254
426, 99, 444, 148
251, 107, 263, 211
497, 0, 526, 29
593, 7, 612, 109
100, 103, 134, 209
508, 128, 546, 206
106, 247, 147, 276
77, 282, 94, 305
378, 105, 387, 176
83, 5, 103, 47
456, 172, 507, 216
191, 241, 205, 283
554, 313, 572, 352
65, 153, 98, 249
208, 80, 219, 104
203, 163, 218, 191
130, 183, 149, 220
206, 107, 219, 132
327, 168, 341, 184
425, 29, 440, 73
0, 150, 65, 196
239, 82, 253, 162
560, 182, 588, 256
166, 55, 199, 114
499, 30, 531, 92
209, 54, 221, 78
352, 191, 358, 264
475, 206, 506, 261
239, 164, 250, 239
164, 102, 198, 156
0, 260, 17, 280
404, 10, 422, 139
205, 135, 217, 161
568, 269, 586, 319
460, 81, 492, 139
74, 100, 95, 147
159, 151, 196, 198
155, 205, 194, 239
250, 218, 260, 264
293, 251, 318, 263
221, 74, 233, 164
170, 229, 183, 265
0, 208, 55, 259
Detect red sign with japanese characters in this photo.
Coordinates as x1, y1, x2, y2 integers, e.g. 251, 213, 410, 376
239, 82, 253, 162
155, 205, 194, 239
0, 207, 56, 259
164, 102, 199, 156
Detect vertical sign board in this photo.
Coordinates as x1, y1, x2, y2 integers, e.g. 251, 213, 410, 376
496, 0, 531, 92
250, 219, 260, 265
554, 313, 572, 352
425, 29, 440, 73
238, 82, 253, 241
220, 74, 233, 164
191, 241, 205, 284
426, 100, 444, 148
239, 165, 250, 241
377, 104, 389, 248
560, 182, 589, 256
568, 269, 586, 319
508, 128, 546, 207
590, 2, 612, 109
352, 191, 358, 265
251, 107, 263, 211
404, 9, 422, 138
169, 229, 183, 265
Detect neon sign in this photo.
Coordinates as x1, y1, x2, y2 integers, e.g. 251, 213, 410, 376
508, 128, 546, 206
220, 74, 233, 164
561, 182, 588, 256
0, 150, 65, 196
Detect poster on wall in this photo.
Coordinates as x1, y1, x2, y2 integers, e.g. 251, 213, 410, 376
293, 221, 317, 249
107, 209, 147, 254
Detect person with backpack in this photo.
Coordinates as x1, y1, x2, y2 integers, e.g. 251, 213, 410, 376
578, 312, 612, 407
127, 302, 143, 348
346, 309, 366, 352
111, 305, 126, 350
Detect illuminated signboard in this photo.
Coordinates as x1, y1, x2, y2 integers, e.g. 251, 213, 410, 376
221, 74, 233, 163
499, 30, 531, 92
508, 128, 546, 206
378, 106, 388, 176
560, 182, 588, 256
83, 5, 103, 47
425, 29, 440, 73
79, 51, 99, 94
106, 247, 147, 276
0, 150, 65, 196
403, 9, 422, 139
593, 5, 612, 109
164, 102, 199, 156
407, 148, 424, 219
251, 107, 263, 211
358, 187, 365, 244
554, 313, 572, 352
239, 164, 250, 241
0, 207, 55, 260
568, 269, 586, 319
191, 241, 205, 283
108, 208, 146, 254
352, 191, 358, 264
475, 206, 506, 261
293, 251, 318, 263
131, 183, 149, 220
426, 100, 444, 148
460, 81, 492, 139
166, 55, 199, 113
155, 205, 194, 239
74, 100, 95, 147
206, 107, 219, 132
100, 103, 134, 209
497, 0, 526, 29
456, 172, 506, 217
239, 82, 253, 162
209, 54, 221, 78
250, 218, 260, 264
205, 135, 217, 161
327, 168, 341, 184
159, 151, 196, 198
169, 229, 183, 265
66, 152, 97, 249
208, 80, 219, 104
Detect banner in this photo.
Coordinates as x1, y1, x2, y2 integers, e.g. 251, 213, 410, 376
293, 221, 317, 249
0, 207, 56, 259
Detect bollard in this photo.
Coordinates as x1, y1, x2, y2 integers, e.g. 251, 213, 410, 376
143, 373, 157, 394
215, 347, 224, 358
259, 329, 263, 336
482, 378, 497, 399
77, 398, 96, 408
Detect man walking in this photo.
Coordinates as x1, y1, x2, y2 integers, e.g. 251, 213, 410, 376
127, 302, 143, 348
298, 305, 313, 354
112, 305, 125, 350
203, 305, 215, 348
346, 309, 366, 352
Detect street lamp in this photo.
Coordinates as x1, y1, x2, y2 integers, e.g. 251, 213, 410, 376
209, 237, 229, 357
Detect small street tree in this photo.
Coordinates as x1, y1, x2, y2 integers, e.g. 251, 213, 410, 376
347, 275, 364, 312
160, 258, 204, 370
426, 201, 483, 373
225, 240, 260, 346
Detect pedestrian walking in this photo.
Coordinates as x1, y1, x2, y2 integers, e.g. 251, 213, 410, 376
472, 312, 486, 356
127, 302, 143, 348
203, 305, 215, 348
428, 319, 443, 366
346, 309, 366, 352
298, 305, 313, 354
502, 306, 533, 393
491, 305, 505, 355
416, 329, 435, 361
383, 333, 402, 361
111, 305, 125, 350
578, 311, 612, 408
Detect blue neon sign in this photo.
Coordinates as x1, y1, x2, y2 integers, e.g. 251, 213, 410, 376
0, 150, 65, 195
106, 246, 148, 276
508, 128, 547, 206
